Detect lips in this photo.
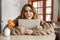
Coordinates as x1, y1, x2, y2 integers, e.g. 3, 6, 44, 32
27, 16, 31, 17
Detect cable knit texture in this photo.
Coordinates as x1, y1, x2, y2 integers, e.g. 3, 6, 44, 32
10, 20, 55, 35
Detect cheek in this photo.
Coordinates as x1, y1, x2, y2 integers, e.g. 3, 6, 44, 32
24, 13, 27, 16
30, 13, 33, 16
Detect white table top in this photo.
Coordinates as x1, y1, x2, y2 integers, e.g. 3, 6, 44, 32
0, 33, 56, 40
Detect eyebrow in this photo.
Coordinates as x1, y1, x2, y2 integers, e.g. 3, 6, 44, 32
24, 10, 27, 12
24, 9, 32, 11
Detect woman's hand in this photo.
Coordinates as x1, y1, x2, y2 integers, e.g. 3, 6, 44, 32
25, 29, 33, 35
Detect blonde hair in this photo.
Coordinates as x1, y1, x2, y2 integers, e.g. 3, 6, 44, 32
20, 4, 38, 19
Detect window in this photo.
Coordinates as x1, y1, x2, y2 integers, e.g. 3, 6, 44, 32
28, 0, 53, 23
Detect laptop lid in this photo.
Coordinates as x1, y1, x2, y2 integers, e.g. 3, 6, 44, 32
18, 19, 40, 28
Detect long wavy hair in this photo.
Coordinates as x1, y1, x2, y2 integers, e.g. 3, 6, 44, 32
20, 4, 38, 19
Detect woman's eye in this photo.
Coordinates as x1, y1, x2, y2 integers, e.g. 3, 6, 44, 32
29, 10, 32, 12
24, 10, 27, 12
24, 10, 33, 13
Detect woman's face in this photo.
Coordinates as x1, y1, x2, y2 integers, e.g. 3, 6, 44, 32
24, 6, 33, 19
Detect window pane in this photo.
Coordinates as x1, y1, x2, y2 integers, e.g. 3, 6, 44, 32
38, 15, 43, 20
46, 7, 51, 14
46, 15, 51, 21
33, 2, 37, 7
38, 1, 43, 7
38, 8, 43, 14
46, 0, 52, 6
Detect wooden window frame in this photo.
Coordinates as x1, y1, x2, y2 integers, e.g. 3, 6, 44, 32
28, 0, 54, 23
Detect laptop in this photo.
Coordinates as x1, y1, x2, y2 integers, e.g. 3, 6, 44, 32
18, 19, 40, 28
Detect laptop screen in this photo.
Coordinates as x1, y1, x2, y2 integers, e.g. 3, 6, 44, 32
18, 19, 40, 28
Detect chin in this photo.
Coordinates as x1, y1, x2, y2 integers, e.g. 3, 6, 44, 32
26, 17, 32, 19
28, 18, 32, 19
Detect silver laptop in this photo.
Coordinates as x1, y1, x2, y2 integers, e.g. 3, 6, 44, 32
18, 19, 40, 28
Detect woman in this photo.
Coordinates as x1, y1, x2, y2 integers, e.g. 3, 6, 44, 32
14, 4, 38, 26
20, 4, 38, 19
11, 4, 55, 35
11, 4, 38, 35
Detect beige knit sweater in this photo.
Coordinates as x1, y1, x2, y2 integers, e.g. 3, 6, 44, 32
11, 21, 55, 35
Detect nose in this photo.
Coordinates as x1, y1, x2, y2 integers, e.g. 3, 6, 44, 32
27, 11, 30, 16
